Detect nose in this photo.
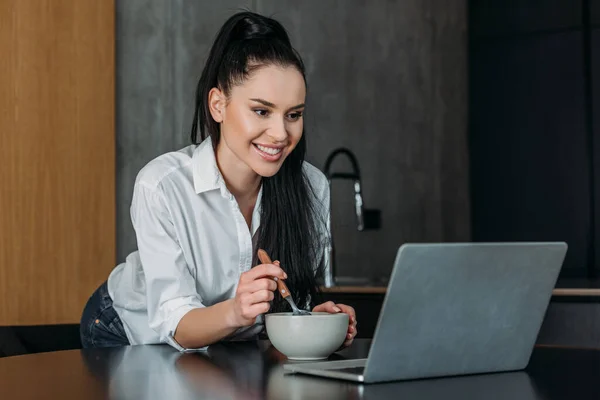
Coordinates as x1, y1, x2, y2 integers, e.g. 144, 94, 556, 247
267, 118, 288, 142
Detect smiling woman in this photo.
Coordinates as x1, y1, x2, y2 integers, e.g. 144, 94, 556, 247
79, 11, 357, 352
207, 65, 306, 179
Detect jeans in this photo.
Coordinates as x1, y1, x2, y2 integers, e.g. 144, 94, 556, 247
80, 281, 130, 348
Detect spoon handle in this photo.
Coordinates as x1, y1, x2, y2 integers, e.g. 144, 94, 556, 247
257, 249, 291, 299
275, 278, 292, 299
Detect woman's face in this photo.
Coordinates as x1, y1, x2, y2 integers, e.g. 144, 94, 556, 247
209, 64, 306, 178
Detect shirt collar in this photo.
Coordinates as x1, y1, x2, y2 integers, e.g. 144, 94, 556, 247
251, 188, 262, 236
192, 137, 227, 196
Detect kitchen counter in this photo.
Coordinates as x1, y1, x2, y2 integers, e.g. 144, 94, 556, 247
320, 286, 600, 301
320, 286, 387, 294
321, 286, 600, 296
2, 339, 600, 399
321, 286, 600, 295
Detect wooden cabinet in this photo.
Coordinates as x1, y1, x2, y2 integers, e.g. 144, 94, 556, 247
0, 1, 115, 325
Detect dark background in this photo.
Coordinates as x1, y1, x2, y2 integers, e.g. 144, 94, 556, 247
469, 0, 600, 281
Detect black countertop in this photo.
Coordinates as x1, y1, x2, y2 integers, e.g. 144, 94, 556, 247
1, 339, 600, 399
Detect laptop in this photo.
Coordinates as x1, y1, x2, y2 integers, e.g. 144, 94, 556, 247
283, 242, 568, 384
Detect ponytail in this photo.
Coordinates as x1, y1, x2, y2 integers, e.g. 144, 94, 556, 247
190, 11, 323, 313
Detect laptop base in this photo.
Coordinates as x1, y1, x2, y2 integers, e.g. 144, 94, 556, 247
283, 358, 367, 382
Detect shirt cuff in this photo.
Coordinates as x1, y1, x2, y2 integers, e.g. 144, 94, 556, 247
162, 303, 208, 353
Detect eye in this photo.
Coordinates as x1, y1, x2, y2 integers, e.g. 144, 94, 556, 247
287, 111, 303, 121
254, 109, 269, 117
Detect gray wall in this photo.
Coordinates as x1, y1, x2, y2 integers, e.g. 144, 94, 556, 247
116, 0, 470, 282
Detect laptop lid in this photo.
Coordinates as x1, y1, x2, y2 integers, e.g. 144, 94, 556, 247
363, 242, 567, 383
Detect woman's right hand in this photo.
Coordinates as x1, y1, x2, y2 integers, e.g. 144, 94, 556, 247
228, 261, 287, 327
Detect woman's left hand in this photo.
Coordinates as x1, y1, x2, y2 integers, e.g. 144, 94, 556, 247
312, 301, 357, 348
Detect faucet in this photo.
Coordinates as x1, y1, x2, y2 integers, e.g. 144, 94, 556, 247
322, 148, 381, 287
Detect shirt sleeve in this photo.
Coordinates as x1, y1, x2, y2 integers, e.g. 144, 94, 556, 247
131, 181, 207, 352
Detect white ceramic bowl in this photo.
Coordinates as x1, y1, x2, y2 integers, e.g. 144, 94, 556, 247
265, 312, 349, 360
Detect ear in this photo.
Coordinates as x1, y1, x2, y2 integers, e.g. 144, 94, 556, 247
208, 87, 226, 123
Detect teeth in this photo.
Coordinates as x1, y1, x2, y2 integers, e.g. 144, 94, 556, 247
256, 144, 282, 155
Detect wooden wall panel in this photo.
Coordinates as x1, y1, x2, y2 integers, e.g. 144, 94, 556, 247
0, 0, 115, 324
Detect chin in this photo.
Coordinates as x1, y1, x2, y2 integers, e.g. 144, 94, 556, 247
252, 163, 283, 178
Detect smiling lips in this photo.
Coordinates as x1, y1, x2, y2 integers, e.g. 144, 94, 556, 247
253, 143, 284, 161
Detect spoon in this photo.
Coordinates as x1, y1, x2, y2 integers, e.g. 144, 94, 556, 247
257, 249, 310, 316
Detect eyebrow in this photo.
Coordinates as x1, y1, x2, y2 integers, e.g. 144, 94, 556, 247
249, 98, 305, 111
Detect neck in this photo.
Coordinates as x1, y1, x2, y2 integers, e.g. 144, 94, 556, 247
215, 141, 261, 201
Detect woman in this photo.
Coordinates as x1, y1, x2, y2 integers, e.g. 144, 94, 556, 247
80, 11, 357, 351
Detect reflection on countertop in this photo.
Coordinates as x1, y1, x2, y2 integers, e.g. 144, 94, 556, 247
73, 339, 539, 400
79, 340, 366, 400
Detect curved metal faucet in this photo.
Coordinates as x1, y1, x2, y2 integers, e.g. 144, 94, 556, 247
324, 148, 366, 230
322, 148, 381, 287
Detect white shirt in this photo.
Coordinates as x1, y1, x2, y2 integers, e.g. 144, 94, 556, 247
107, 138, 330, 352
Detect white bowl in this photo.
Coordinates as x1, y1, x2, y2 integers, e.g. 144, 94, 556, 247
265, 312, 349, 360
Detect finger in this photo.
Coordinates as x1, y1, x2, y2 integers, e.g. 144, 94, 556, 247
346, 329, 357, 341
345, 327, 357, 340
239, 278, 277, 293
343, 334, 354, 347
244, 302, 271, 319
312, 301, 342, 313
246, 289, 275, 305
335, 304, 356, 321
241, 263, 287, 282
273, 261, 287, 279
342, 326, 356, 348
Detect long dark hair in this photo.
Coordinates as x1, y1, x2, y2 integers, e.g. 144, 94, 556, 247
190, 11, 323, 312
